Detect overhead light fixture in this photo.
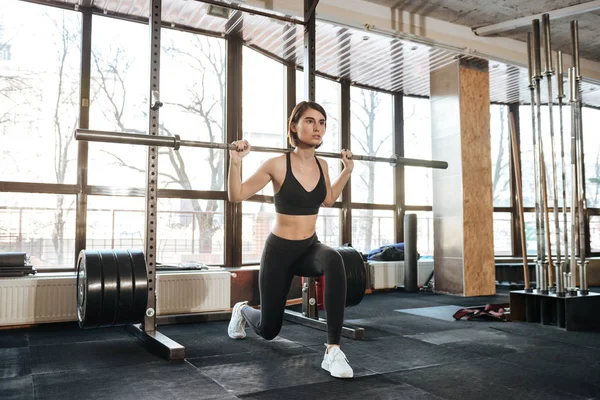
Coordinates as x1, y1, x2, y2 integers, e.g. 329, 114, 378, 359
207, 4, 231, 19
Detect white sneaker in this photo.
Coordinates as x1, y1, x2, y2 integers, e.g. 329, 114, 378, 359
321, 345, 354, 378
228, 301, 248, 339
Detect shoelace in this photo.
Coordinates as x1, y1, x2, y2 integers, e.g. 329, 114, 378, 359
329, 349, 349, 364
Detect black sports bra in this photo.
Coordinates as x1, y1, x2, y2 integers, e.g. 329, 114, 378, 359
274, 153, 327, 215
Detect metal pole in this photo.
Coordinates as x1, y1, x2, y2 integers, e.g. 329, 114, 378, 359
527, 32, 543, 291
557, 50, 570, 289
571, 21, 589, 295
569, 67, 578, 293
542, 14, 563, 294
126, 0, 185, 361
74, 129, 449, 169
533, 19, 552, 292
303, 0, 318, 321
509, 112, 531, 291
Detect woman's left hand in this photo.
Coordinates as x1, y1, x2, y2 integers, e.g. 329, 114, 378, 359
340, 149, 354, 172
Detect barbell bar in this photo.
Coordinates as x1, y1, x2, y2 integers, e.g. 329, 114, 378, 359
74, 128, 448, 169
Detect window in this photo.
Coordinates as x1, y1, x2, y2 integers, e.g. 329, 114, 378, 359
0, 1, 80, 184
159, 30, 226, 191
88, 16, 148, 188
242, 202, 275, 263
491, 105, 511, 207
582, 107, 600, 208
86, 196, 145, 250
242, 47, 286, 197
519, 105, 571, 208
157, 199, 225, 265
350, 87, 394, 204
590, 215, 600, 253
410, 211, 433, 257
0, 192, 76, 269
493, 212, 512, 255
404, 97, 432, 206
352, 209, 394, 253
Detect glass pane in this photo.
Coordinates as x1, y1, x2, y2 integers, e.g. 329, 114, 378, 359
582, 107, 600, 208
316, 208, 341, 248
491, 105, 511, 207
352, 209, 394, 254
89, 16, 148, 188
157, 199, 225, 265
523, 211, 572, 256
404, 97, 432, 206
519, 105, 571, 208
0, 1, 80, 184
590, 215, 600, 253
86, 196, 145, 250
407, 211, 434, 257
159, 30, 226, 191
350, 87, 394, 204
242, 202, 276, 263
493, 212, 512, 255
242, 47, 285, 196
0, 192, 76, 269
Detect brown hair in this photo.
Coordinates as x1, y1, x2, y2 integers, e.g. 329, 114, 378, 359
287, 101, 327, 148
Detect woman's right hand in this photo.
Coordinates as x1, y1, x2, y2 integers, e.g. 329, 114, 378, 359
230, 140, 251, 162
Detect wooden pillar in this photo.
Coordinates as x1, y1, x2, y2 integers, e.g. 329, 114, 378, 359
430, 58, 495, 296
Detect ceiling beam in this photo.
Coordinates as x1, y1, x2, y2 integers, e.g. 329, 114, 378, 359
473, 0, 600, 36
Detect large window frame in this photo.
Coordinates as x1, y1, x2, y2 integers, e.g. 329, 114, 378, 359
3, 1, 599, 273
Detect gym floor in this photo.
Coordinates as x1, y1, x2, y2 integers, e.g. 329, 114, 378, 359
2, 288, 600, 400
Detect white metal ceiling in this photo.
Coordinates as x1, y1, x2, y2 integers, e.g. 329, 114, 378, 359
43, 0, 600, 106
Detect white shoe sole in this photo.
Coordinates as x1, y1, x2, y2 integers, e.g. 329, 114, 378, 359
321, 360, 354, 379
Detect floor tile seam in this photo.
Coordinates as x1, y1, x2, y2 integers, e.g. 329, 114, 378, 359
27, 359, 167, 377
488, 328, 600, 351
26, 336, 135, 348
374, 355, 491, 375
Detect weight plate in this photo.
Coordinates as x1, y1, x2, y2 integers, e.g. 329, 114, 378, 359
128, 250, 149, 324
97, 250, 119, 327
77, 250, 103, 329
113, 249, 135, 325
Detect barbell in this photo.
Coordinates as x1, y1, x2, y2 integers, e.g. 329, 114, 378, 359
76, 246, 367, 328
74, 129, 448, 169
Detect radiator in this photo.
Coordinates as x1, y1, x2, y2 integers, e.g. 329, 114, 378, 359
0, 271, 231, 326
369, 260, 435, 290
156, 271, 231, 315
0, 276, 77, 326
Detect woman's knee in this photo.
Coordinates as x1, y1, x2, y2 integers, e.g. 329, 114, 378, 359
320, 248, 345, 274
260, 323, 282, 341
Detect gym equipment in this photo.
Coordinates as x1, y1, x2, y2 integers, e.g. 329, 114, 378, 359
76, 249, 148, 329
74, 129, 448, 170
287, 245, 367, 340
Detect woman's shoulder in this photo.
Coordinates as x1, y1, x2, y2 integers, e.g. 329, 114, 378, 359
261, 154, 286, 170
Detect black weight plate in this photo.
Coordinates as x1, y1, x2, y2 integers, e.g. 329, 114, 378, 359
77, 250, 103, 329
336, 246, 366, 307
113, 249, 135, 325
97, 250, 119, 327
128, 250, 148, 324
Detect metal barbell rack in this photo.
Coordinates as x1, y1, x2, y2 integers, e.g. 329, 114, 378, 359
74, 129, 449, 170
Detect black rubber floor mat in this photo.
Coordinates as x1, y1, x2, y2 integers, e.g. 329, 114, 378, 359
29, 339, 161, 374
34, 360, 238, 400
0, 347, 31, 379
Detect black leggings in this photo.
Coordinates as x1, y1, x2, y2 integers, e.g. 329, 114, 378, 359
241, 233, 347, 345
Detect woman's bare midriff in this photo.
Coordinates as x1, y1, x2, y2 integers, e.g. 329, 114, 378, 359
272, 213, 319, 240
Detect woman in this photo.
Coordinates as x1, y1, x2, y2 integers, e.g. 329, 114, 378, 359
227, 101, 355, 379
